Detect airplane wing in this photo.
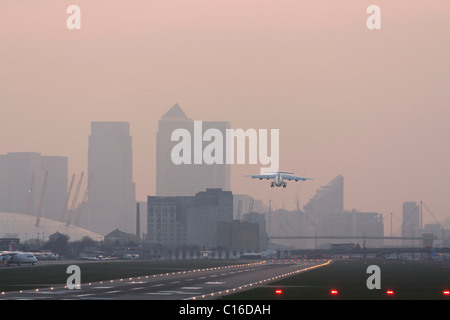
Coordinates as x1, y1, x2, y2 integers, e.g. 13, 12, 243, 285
246, 174, 276, 180
0, 252, 16, 257
79, 256, 99, 261
281, 174, 313, 181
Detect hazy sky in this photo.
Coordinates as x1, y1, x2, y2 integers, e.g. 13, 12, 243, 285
1, 1, 449, 233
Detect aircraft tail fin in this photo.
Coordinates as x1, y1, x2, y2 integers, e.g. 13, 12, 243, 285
9, 242, 16, 251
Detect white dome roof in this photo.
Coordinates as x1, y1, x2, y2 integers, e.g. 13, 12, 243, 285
0, 211, 103, 242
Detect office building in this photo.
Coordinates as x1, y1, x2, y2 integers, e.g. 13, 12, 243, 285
303, 175, 344, 248
156, 103, 230, 196
217, 220, 260, 251
242, 211, 268, 250
352, 210, 384, 247
0, 152, 68, 222
302, 175, 384, 249
147, 188, 234, 250
86, 122, 136, 235
303, 175, 344, 217
186, 188, 233, 248
147, 196, 193, 249
401, 201, 421, 246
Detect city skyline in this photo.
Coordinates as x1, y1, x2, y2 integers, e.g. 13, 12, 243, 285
0, 115, 446, 238
1, 1, 450, 233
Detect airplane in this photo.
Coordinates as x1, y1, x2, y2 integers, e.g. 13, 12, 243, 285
32, 251, 60, 261
246, 171, 312, 188
78, 254, 119, 261
260, 248, 277, 258
0, 242, 38, 266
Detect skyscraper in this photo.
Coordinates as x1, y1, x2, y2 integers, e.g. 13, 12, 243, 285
303, 175, 345, 248
401, 201, 421, 246
147, 188, 233, 249
156, 103, 231, 196
0, 152, 68, 222
87, 122, 136, 235
303, 175, 344, 217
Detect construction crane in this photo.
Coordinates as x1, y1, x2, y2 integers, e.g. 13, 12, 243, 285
74, 173, 93, 226
60, 173, 75, 222
66, 172, 84, 226
35, 171, 48, 227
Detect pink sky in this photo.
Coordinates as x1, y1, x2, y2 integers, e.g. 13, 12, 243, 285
1, 1, 450, 233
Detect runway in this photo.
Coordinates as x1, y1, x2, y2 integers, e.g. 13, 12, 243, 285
0, 260, 330, 300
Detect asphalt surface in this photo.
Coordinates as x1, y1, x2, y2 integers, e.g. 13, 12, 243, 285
0, 260, 330, 300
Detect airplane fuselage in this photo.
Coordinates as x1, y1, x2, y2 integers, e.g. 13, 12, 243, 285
271, 173, 286, 188
1, 252, 38, 265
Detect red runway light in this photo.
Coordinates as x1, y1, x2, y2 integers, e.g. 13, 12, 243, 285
330, 289, 338, 295
275, 289, 283, 295
443, 290, 450, 296
386, 290, 395, 295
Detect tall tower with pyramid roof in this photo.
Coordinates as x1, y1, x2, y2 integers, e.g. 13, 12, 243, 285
156, 103, 230, 196
161, 103, 187, 119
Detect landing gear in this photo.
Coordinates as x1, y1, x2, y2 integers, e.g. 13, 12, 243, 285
282, 183, 287, 188
271, 182, 274, 188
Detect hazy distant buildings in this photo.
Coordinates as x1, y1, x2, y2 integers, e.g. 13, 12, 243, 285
303, 175, 344, 248
233, 194, 265, 220
401, 201, 421, 246
0, 152, 68, 222
424, 223, 450, 247
218, 220, 260, 251
350, 210, 384, 247
302, 175, 384, 249
304, 175, 344, 217
242, 212, 268, 250
156, 103, 230, 196
146, 189, 264, 250
86, 122, 136, 235
186, 188, 233, 248
147, 195, 193, 249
